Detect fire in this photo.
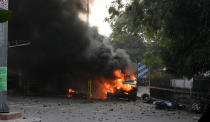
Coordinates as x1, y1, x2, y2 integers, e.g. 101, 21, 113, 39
67, 88, 75, 98
93, 69, 137, 99
67, 69, 136, 99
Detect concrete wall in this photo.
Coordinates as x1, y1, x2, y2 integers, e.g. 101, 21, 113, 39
170, 78, 193, 89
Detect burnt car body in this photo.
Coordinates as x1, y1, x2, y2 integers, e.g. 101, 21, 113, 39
107, 79, 137, 101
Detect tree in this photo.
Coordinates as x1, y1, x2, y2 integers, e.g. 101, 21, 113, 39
142, 51, 163, 72
107, 0, 210, 77
111, 33, 146, 62
0, 9, 11, 23
107, 0, 147, 62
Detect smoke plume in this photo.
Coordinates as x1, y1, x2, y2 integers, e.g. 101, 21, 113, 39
8, 0, 134, 94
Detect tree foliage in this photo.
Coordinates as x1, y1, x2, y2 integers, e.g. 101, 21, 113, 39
0, 9, 11, 23
107, 1, 149, 63
142, 51, 163, 72
107, 0, 210, 77
111, 33, 146, 62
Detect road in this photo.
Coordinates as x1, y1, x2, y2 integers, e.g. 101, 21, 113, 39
0, 96, 200, 122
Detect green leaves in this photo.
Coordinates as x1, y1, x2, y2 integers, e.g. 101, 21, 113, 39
107, 0, 210, 77
108, 7, 120, 19
142, 52, 163, 72
0, 9, 12, 23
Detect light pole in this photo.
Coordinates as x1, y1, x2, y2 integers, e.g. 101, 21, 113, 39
0, 0, 9, 113
0, 20, 9, 113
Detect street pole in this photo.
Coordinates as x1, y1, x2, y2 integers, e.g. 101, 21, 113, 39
0, 0, 9, 113
0, 21, 9, 113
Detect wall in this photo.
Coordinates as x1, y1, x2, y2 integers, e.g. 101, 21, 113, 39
170, 78, 193, 89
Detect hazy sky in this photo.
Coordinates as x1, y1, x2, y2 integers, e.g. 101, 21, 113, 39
79, 0, 112, 36
89, 0, 112, 36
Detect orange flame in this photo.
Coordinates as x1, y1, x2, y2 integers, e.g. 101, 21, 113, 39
92, 69, 136, 99
68, 88, 75, 98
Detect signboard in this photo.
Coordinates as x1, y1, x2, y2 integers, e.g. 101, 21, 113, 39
138, 63, 148, 79
0, 0, 8, 9
0, 67, 7, 91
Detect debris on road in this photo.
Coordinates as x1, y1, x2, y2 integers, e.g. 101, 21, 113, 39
6, 96, 199, 122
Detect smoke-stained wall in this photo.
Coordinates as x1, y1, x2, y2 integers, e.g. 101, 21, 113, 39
8, 0, 133, 94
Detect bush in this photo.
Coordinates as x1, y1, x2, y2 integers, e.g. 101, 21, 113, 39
0, 9, 12, 23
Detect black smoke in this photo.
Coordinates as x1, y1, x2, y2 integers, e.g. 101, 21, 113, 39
8, 0, 133, 94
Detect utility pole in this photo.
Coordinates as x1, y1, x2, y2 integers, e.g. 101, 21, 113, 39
87, 0, 89, 24
0, 0, 9, 113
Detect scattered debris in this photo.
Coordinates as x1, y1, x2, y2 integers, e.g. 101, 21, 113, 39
109, 108, 114, 111
32, 120, 41, 122
20, 107, 24, 110
192, 116, 200, 120
6, 96, 198, 122
153, 101, 186, 110
191, 103, 203, 113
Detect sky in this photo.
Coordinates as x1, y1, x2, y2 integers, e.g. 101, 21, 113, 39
89, 0, 112, 36
79, 0, 113, 36
88, 0, 130, 36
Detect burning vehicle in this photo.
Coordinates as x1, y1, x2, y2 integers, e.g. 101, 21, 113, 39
91, 69, 137, 101
66, 69, 137, 101
109, 78, 137, 101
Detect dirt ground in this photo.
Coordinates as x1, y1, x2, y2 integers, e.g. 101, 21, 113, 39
0, 96, 200, 122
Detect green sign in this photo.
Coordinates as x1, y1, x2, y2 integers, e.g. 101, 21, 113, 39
0, 67, 7, 91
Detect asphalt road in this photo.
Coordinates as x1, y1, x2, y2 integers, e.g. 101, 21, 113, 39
0, 96, 200, 122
